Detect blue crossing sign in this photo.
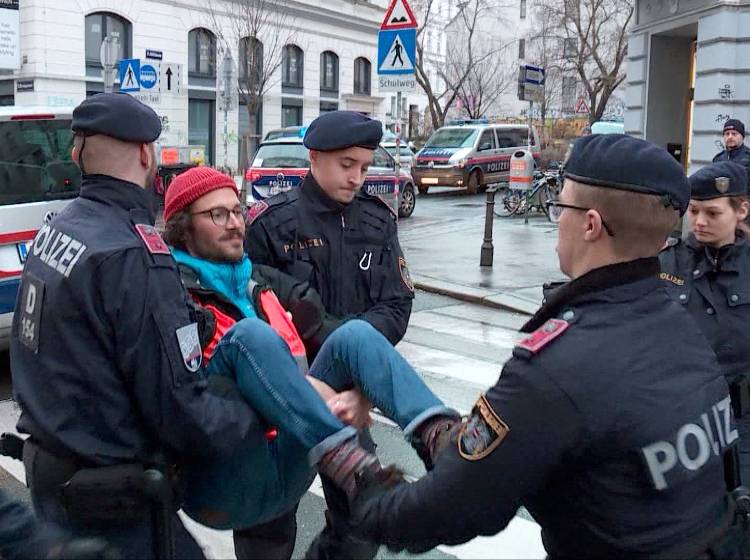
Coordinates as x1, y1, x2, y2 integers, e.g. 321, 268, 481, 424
118, 58, 140, 92
377, 28, 416, 76
140, 64, 158, 89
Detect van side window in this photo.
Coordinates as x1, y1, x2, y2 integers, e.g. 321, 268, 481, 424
372, 146, 394, 168
496, 132, 516, 148
478, 129, 496, 151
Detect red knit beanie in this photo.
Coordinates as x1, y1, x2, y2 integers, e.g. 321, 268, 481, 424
163, 167, 238, 222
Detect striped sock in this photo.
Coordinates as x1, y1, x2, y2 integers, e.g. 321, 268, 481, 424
317, 438, 381, 499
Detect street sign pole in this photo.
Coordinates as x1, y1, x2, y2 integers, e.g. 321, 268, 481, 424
395, 90, 401, 185
100, 34, 120, 93
525, 100, 533, 224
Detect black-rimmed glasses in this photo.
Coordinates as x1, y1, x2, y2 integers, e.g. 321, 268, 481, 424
191, 206, 244, 227
545, 200, 615, 237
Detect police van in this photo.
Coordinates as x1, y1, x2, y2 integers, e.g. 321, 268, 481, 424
412, 120, 541, 194
246, 127, 417, 217
0, 106, 79, 350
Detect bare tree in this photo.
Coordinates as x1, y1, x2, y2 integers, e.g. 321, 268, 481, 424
533, 0, 633, 124
410, 0, 492, 130
207, 0, 294, 166
455, 45, 515, 119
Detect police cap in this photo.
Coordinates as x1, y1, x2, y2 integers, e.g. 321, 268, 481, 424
565, 134, 690, 214
71, 92, 161, 143
303, 111, 383, 151
689, 161, 748, 200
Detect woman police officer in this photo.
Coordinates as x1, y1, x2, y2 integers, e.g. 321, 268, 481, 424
659, 161, 750, 483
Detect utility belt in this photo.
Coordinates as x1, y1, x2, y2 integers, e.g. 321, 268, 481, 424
694, 489, 750, 560
20, 437, 178, 525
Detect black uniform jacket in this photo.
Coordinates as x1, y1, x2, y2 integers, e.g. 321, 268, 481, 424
659, 233, 750, 385
352, 258, 735, 559
713, 144, 750, 187
10, 175, 256, 466
245, 173, 413, 355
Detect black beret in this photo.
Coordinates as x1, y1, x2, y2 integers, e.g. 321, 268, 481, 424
724, 119, 745, 137
565, 134, 690, 214
689, 161, 748, 200
304, 111, 383, 151
72, 92, 161, 143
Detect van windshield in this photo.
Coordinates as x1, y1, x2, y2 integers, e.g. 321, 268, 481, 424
252, 143, 310, 168
424, 128, 479, 149
0, 118, 80, 206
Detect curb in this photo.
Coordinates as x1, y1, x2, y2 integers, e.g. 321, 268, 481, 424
414, 280, 536, 316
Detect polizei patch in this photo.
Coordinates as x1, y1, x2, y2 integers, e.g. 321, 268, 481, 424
458, 395, 509, 461
399, 256, 414, 292
135, 224, 170, 255
176, 322, 202, 372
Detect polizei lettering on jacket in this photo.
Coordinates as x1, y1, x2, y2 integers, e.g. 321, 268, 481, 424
641, 395, 738, 490
31, 224, 87, 278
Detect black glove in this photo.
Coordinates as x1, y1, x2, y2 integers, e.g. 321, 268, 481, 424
348, 465, 406, 550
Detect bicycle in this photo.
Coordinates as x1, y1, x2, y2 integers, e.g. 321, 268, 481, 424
494, 170, 562, 220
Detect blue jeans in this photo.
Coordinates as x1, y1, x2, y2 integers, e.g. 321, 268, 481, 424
182, 319, 455, 530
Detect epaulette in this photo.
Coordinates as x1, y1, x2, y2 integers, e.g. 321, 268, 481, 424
512, 318, 569, 360
661, 236, 680, 250
246, 191, 296, 226
134, 223, 170, 255
359, 190, 398, 219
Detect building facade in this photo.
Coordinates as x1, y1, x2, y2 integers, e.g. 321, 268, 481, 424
625, 0, 750, 173
1, 0, 397, 171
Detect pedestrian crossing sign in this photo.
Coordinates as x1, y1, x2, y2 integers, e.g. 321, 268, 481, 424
118, 58, 141, 92
377, 28, 416, 76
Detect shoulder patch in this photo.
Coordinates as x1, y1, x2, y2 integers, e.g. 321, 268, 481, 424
515, 318, 569, 355
375, 195, 398, 218
399, 256, 414, 293
246, 200, 269, 225
458, 394, 510, 461
134, 224, 170, 255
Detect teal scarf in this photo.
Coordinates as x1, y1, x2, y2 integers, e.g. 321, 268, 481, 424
171, 248, 257, 319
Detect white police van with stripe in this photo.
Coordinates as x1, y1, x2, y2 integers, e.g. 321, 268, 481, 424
0, 106, 79, 350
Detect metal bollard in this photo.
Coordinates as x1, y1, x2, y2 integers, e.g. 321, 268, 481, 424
480, 185, 499, 267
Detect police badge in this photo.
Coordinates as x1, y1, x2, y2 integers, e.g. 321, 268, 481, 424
715, 177, 730, 194
458, 395, 510, 461
176, 323, 202, 373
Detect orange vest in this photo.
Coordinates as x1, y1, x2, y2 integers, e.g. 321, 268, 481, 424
196, 289, 309, 375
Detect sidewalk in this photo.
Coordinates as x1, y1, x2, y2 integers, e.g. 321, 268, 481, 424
401, 214, 565, 316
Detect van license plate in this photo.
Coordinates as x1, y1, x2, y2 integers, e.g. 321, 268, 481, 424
421, 178, 439, 185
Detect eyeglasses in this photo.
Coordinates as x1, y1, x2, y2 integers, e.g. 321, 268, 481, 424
191, 206, 244, 227
545, 199, 615, 237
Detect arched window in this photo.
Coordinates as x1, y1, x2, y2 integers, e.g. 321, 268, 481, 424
85, 12, 131, 75
282, 45, 304, 88
320, 51, 339, 94
239, 36, 264, 86
188, 28, 216, 78
354, 57, 371, 95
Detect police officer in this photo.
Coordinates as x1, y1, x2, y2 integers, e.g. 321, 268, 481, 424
660, 161, 750, 485
10, 93, 257, 559
713, 119, 750, 186
349, 135, 746, 558
244, 111, 414, 559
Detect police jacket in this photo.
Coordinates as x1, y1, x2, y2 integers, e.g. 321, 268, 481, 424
352, 258, 735, 558
713, 144, 750, 186
659, 234, 750, 387
10, 175, 256, 467
245, 173, 414, 355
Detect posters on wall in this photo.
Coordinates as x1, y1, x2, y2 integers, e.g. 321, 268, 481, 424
0, 0, 19, 70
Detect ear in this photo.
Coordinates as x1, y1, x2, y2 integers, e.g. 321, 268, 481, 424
738, 200, 749, 222
583, 209, 605, 242
140, 143, 153, 168
71, 145, 80, 165
309, 150, 319, 164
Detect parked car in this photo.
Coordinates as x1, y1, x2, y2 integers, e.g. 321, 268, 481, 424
382, 143, 416, 174
412, 121, 541, 194
246, 129, 417, 218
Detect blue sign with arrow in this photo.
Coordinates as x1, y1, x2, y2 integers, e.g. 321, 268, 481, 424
377, 28, 416, 76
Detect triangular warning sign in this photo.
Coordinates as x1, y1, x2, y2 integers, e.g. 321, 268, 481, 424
123, 63, 139, 88
381, 0, 418, 29
379, 35, 414, 72
575, 96, 589, 114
